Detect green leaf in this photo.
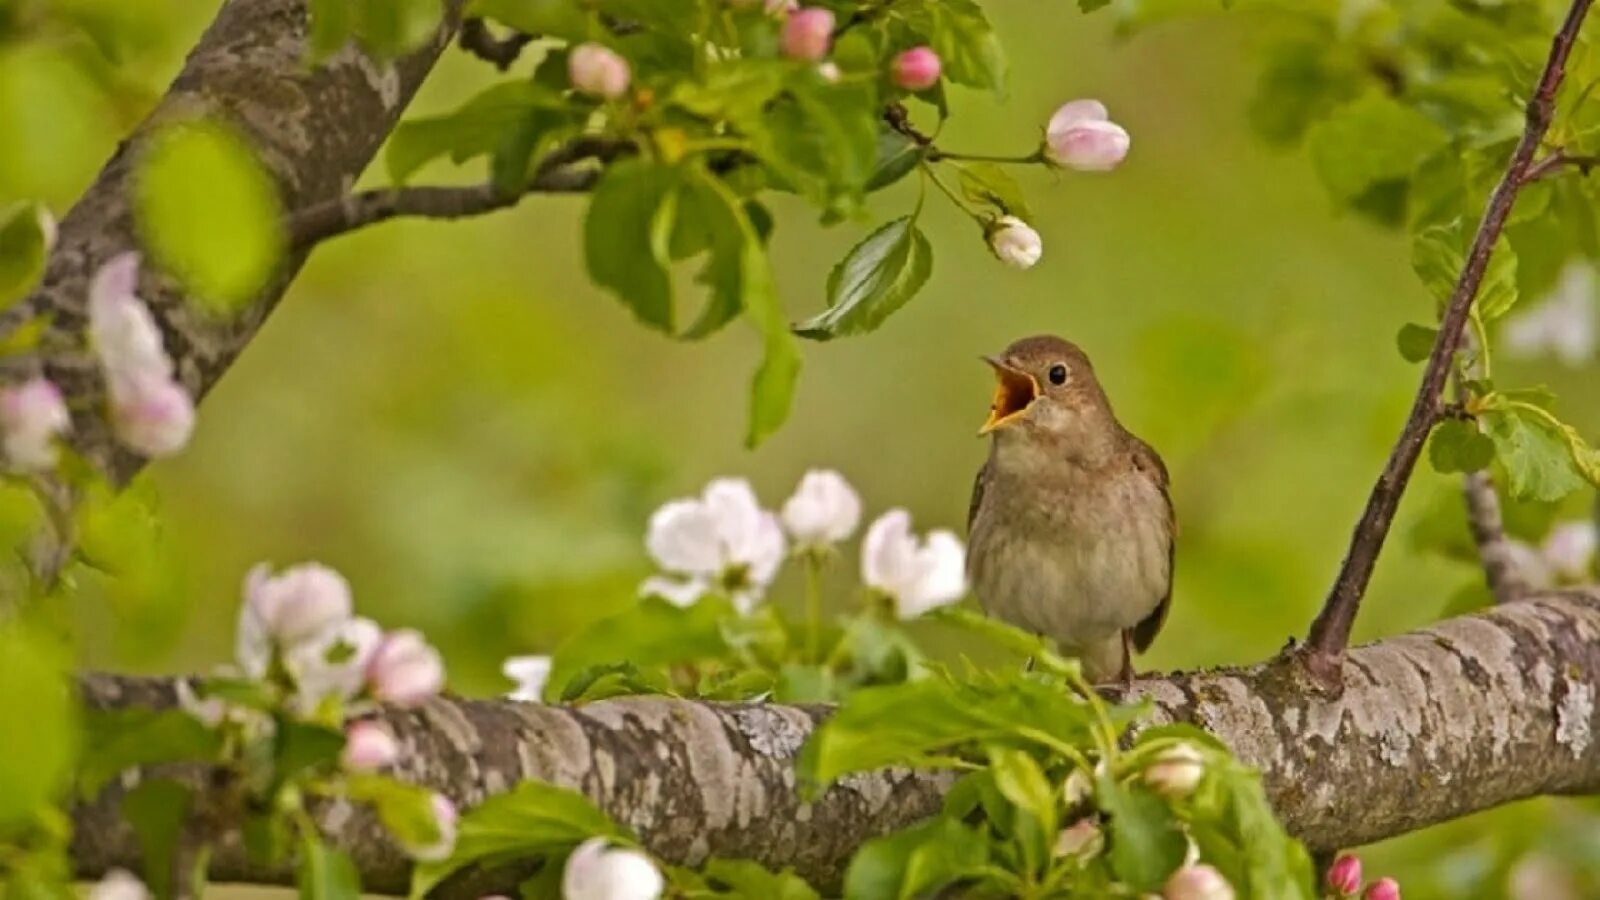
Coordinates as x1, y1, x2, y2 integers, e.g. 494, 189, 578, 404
548, 595, 738, 701
755, 78, 880, 216
467, 0, 587, 41
1395, 323, 1438, 363
299, 836, 362, 900
1097, 776, 1186, 892
307, 0, 355, 60
584, 161, 682, 332
386, 81, 570, 185
346, 774, 445, 855
123, 779, 191, 899
78, 708, 220, 798
0, 627, 77, 827
1428, 419, 1494, 474
134, 119, 284, 314
341, 0, 444, 59
957, 163, 1031, 219
275, 720, 346, 784
1306, 94, 1448, 205
865, 129, 924, 192
409, 780, 629, 898
0, 201, 50, 308
1410, 222, 1519, 319
902, 0, 1008, 96
795, 217, 932, 341
702, 859, 820, 900
1480, 404, 1587, 501
557, 662, 676, 703
842, 817, 989, 900
987, 747, 1058, 839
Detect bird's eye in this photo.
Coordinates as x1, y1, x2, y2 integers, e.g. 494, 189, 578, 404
1048, 364, 1068, 386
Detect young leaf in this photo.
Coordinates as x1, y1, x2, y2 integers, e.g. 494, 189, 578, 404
134, 119, 285, 314
122, 779, 191, 899
547, 596, 738, 701
987, 747, 1058, 839
1410, 222, 1519, 319
583, 161, 683, 332
701, 859, 820, 900
901, 0, 1008, 96
1096, 776, 1186, 892
409, 780, 630, 898
78, 708, 221, 797
1306, 94, 1448, 204
0, 627, 77, 827
1428, 419, 1494, 474
842, 817, 990, 900
1480, 405, 1586, 501
346, 775, 445, 856
1395, 323, 1438, 363
299, 836, 362, 900
865, 129, 924, 192
467, 0, 587, 41
0, 202, 50, 308
957, 163, 1031, 220
386, 82, 570, 184
794, 217, 932, 341
275, 720, 346, 784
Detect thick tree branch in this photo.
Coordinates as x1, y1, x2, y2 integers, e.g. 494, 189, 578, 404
1307, 0, 1592, 674
70, 591, 1600, 896
0, 0, 463, 483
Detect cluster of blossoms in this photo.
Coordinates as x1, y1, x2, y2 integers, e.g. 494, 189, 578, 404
1325, 854, 1401, 900
0, 251, 197, 472
180, 561, 456, 860
1509, 519, 1597, 588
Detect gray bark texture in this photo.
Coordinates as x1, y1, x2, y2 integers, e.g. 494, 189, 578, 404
71, 590, 1600, 896
0, 0, 460, 482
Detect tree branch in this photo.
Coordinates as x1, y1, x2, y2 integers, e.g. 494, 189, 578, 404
1306, 0, 1593, 676
0, 0, 464, 483
69, 591, 1600, 896
457, 18, 534, 71
287, 137, 633, 249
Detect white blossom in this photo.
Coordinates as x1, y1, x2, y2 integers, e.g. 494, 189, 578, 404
366, 628, 446, 707
241, 562, 354, 649
641, 478, 786, 613
562, 837, 665, 900
781, 469, 862, 548
1143, 742, 1205, 798
89, 869, 149, 900
1164, 864, 1234, 900
106, 370, 195, 458
1542, 520, 1597, 582
0, 377, 69, 471
88, 253, 169, 380
860, 509, 966, 619
286, 615, 383, 710
503, 655, 552, 702
988, 216, 1043, 270
1504, 263, 1596, 365
1045, 99, 1131, 172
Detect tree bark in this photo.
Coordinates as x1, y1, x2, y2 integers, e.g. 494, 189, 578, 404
0, 0, 460, 482
71, 590, 1600, 896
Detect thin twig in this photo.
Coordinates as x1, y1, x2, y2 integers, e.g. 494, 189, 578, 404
1524, 147, 1600, 182
1454, 330, 1528, 605
456, 17, 534, 71
287, 137, 632, 249
1302, 0, 1593, 682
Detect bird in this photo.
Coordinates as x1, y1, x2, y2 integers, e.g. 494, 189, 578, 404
965, 335, 1174, 684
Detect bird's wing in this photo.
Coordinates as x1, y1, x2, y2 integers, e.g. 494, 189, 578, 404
967, 458, 991, 534
1128, 436, 1175, 654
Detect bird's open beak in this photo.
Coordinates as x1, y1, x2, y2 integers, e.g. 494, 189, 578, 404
980, 356, 1039, 435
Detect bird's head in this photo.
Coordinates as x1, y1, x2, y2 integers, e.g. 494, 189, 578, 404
979, 335, 1115, 450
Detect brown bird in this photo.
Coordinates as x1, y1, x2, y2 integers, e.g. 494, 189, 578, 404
966, 335, 1174, 683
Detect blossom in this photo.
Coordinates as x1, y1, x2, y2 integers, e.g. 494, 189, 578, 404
988, 216, 1043, 270
401, 793, 458, 862
781, 8, 834, 61
241, 562, 353, 648
286, 616, 383, 709
343, 720, 400, 771
504, 655, 552, 702
106, 370, 195, 458
88, 253, 169, 379
1052, 818, 1103, 859
366, 628, 446, 707
861, 509, 966, 618
1504, 263, 1596, 365
892, 47, 941, 91
176, 674, 274, 739
1143, 742, 1205, 798
1363, 877, 1400, 900
0, 377, 69, 471
1327, 854, 1363, 896
1163, 864, 1234, 900
562, 837, 665, 900
1061, 768, 1092, 806
1542, 520, 1596, 582
781, 469, 862, 548
1045, 99, 1131, 172
568, 44, 630, 99
641, 478, 786, 613
89, 869, 149, 900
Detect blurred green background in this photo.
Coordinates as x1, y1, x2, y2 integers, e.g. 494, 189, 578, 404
5, 1, 1599, 896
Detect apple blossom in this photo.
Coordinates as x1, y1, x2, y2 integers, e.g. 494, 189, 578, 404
781, 8, 833, 61
503, 654, 552, 702
287, 615, 383, 709
88, 253, 169, 380
781, 469, 862, 548
366, 628, 446, 706
1053, 818, 1103, 859
861, 509, 966, 619
1542, 521, 1596, 582
342, 719, 400, 771
641, 478, 786, 613
1045, 99, 1131, 171
0, 377, 69, 471
90, 869, 149, 900
1505, 263, 1595, 365
242, 562, 353, 648
988, 216, 1043, 269
1363, 878, 1400, 900
562, 837, 665, 900
568, 44, 630, 99
892, 47, 941, 91
1327, 854, 1363, 896
107, 369, 195, 458
1164, 864, 1234, 900
1144, 742, 1205, 798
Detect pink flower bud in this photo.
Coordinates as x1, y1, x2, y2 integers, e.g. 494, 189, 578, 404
107, 371, 195, 458
342, 720, 399, 772
367, 629, 446, 707
1326, 855, 1363, 896
401, 793, 458, 862
1163, 864, 1234, 900
781, 8, 834, 61
1052, 818, 1103, 859
1363, 878, 1400, 900
89, 253, 170, 380
987, 216, 1042, 270
0, 377, 69, 471
1045, 99, 1130, 172
1143, 742, 1205, 798
243, 562, 354, 647
568, 43, 631, 99
892, 47, 941, 92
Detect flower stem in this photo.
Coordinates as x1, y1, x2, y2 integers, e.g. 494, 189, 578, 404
930, 148, 1046, 165
804, 553, 824, 663
921, 162, 984, 220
